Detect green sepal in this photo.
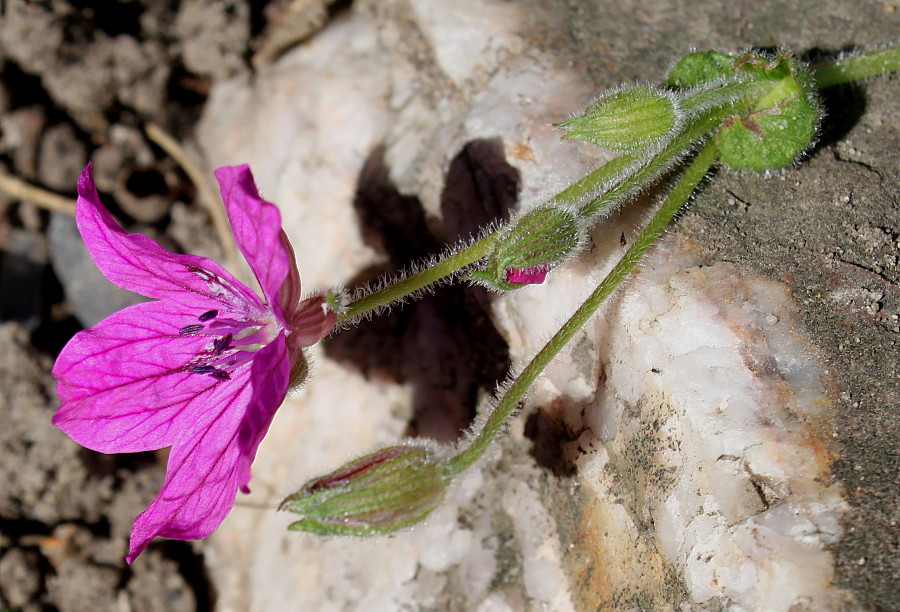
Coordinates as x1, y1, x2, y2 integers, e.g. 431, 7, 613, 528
279, 445, 448, 536
715, 53, 820, 171
557, 86, 679, 152
664, 50, 735, 89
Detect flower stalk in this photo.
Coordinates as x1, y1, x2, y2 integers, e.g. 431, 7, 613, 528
812, 45, 900, 89
336, 233, 499, 323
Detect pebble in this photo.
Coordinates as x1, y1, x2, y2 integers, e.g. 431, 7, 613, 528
47, 212, 145, 328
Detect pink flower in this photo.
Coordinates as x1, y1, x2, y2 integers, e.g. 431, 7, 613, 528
504, 265, 548, 285
52, 164, 335, 563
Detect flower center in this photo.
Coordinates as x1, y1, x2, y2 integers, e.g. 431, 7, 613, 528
178, 309, 279, 381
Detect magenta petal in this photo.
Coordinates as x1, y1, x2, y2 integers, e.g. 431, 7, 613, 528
75, 165, 261, 313
125, 336, 289, 563
235, 333, 291, 490
504, 265, 548, 285
126, 386, 252, 563
53, 300, 248, 453
214, 166, 292, 317
276, 231, 302, 320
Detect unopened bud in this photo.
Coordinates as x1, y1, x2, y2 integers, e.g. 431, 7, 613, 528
557, 85, 680, 151
279, 445, 447, 536
715, 52, 820, 171
665, 49, 821, 171
469, 204, 585, 291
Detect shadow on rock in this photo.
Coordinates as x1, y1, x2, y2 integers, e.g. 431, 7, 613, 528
323, 139, 518, 443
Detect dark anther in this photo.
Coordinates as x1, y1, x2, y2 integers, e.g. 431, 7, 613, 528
210, 369, 231, 381
198, 310, 219, 322
179, 324, 205, 335
190, 365, 215, 374
213, 334, 233, 354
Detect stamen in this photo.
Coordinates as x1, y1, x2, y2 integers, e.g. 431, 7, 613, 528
213, 334, 233, 354
233, 342, 264, 352
181, 311, 278, 383
198, 309, 219, 322
205, 319, 257, 338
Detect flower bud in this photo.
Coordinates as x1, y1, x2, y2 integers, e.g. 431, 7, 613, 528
469, 204, 586, 291
665, 49, 821, 171
715, 53, 820, 171
556, 85, 680, 151
279, 445, 447, 536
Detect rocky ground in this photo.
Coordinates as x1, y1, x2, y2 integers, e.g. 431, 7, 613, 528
0, 1, 897, 611
0, 1, 327, 609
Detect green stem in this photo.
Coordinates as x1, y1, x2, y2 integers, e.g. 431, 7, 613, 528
546, 152, 639, 207
813, 45, 900, 88
338, 235, 498, 322
338, 148, 637, 322
339, 149, 635, 322
446, 139, 720, 476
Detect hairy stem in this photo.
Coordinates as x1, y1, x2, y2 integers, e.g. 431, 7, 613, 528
338, 235, 498, 322
546, 152, 639, 208
813, 45, 900, 88
446, 139, 720, 476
